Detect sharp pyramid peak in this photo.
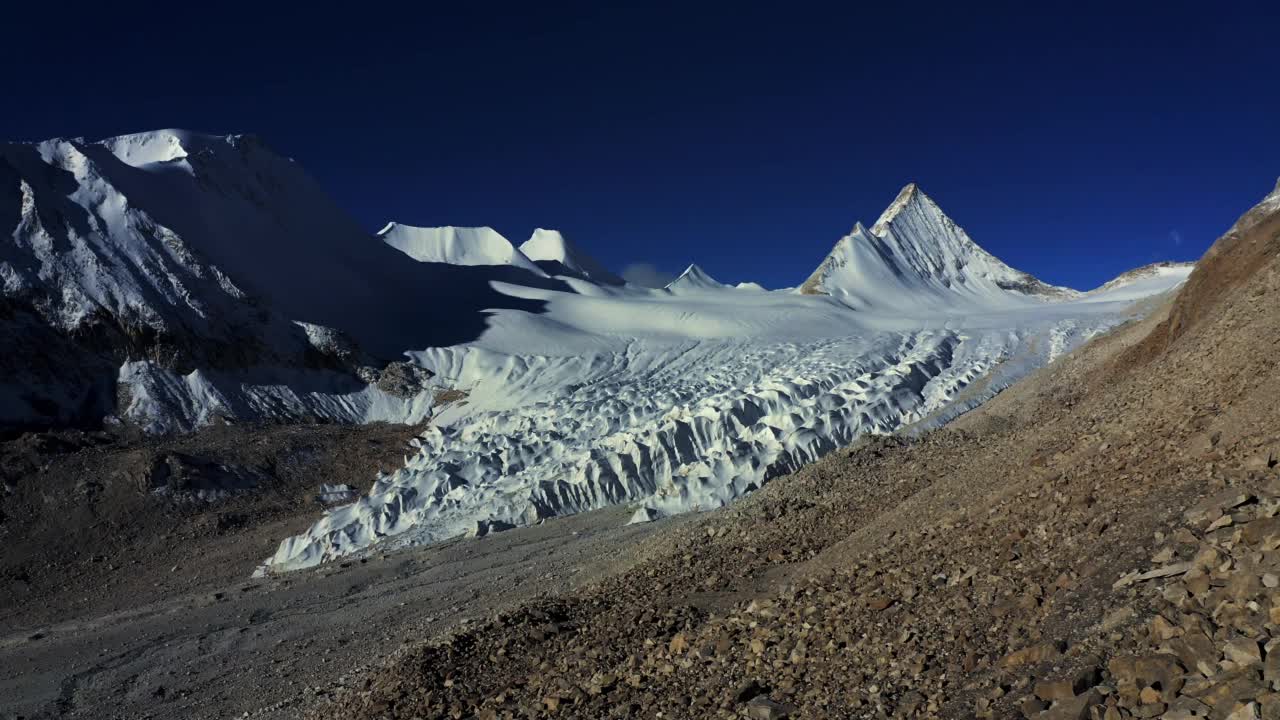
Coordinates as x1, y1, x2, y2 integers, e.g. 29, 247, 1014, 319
519, 229, 623, 285
870, 182, 944, 236
676, 263, 715, 280
666, 263, 726, 291
802, 183, 1076, 305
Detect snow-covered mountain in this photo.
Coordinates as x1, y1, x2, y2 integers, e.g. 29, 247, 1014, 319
259, 181, 1197, 572
378, 224, 548, 276
0, 130, 573, 432
1087, 261, 1197, 297
519, 229, 623, 284
0, 128, 1199, 574
664, 263, 728, 292
800, 184, 1076, 309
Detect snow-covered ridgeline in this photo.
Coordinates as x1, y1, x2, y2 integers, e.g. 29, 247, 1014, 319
802, 185, 1076, 307
2, 128, 1201, 574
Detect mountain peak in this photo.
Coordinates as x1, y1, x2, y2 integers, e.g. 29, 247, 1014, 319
802, 184, 1075, 308
378, 224, 547, 276
870, 182, 934, 237
665, 264, 727, 292
518, 229, 622, 284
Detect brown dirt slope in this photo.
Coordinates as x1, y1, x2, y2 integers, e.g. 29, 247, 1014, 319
0, 420, 423, 629
320, 185, 1280, 720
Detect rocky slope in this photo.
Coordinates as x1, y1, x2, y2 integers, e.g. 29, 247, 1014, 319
315, 180, 1279, 720
0, 419, 430, 625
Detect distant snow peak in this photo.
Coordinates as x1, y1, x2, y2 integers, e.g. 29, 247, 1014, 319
802, 184, 1076, 308
101, 129, 193, 168
665, 263, 727, 292
519, 228, 622, 284
378, 223, 547, 276
1090, 261, 1196, 294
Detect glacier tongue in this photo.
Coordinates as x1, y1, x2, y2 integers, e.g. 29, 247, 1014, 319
261, 262, 1192, 573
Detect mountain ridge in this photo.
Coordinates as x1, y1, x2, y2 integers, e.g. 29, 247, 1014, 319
802, 184, 1077, 308
0, 129, 1192, 436
518, 229, 623, 284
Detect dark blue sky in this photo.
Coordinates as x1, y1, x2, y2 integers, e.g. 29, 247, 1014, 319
7, 2, 1279, 290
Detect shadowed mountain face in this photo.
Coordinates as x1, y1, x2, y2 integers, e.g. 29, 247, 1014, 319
0, 131, 568, 431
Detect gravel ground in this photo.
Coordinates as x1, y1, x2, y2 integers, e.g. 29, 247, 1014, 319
313, 188, 1280, 719
5, 188, 1277, 720
1, 504, 685, 720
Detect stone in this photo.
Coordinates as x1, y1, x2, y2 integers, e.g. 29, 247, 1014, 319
1186, 669, 1266, 716
1002, 642, 1063, 669
1039, 688, 1102, 720
1228, 573, 1265, 601
1135, 562, 1195, 582
1227, 702, 1260, 720
744, 695, 798, 719
1108, 655, 1185, 704
1263, 645, 1280, 686
1167, 695, 1212, 717
1019, 696, 1048, 718
1167, 633, 1221, 677
1187, 490, 1255, 528
1100, 606, 1136, 631
1245, 518, 1280, 546
1259, 693, 1280, 719
668, 633, 688, 655
1188, 573, 1214, 596
734, 680, 767, 703
1152, 615, 1183, 642
865, 595, 894, 611
1225, 637, 1264, 667
1035, 679, 1077, 702
1035, 667, 1101, 703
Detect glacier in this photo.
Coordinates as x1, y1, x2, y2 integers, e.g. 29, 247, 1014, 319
259, 185, 1193, 572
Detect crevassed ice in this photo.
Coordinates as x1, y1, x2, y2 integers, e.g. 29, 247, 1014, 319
261, 314, 1126, 573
